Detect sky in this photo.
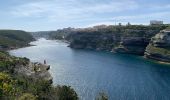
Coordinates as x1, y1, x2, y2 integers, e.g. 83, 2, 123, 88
0, 0, 170, 31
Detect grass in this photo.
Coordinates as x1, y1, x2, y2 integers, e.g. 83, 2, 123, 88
146, 44, 170, 56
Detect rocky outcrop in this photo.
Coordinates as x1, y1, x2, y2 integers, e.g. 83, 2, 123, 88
145, 30, 170, 62
68, 31, 120, 51
0, 51, 52, 83
14, 61, 53, 83
113, 37, 149, 55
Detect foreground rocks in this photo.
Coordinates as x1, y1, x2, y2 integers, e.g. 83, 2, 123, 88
0, 52, 52, 83
14, 61, 53, 83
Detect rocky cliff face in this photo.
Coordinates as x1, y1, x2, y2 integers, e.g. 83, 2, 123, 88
32, 25, 168, 56
113, 36, 150, 55
69, 31, 120, 51
68, 26, 162, 55
145, 30, 170, 62
0, 52, 52, 83
14, 61, 52, 82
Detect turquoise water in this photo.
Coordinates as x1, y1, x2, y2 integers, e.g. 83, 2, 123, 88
10, 38, 170, 100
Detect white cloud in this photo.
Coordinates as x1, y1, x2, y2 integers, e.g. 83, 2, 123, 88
7, 0, 170, 30
11, 2, 51, 17
148, 4, 170, 10
11, 0, 139, 21
84, 0, 138, 13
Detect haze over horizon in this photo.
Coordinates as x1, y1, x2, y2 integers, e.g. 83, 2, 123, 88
0, 0, 170, 31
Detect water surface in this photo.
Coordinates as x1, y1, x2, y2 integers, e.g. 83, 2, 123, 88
10, 38, 170, 100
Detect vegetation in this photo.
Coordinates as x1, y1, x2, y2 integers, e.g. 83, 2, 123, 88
18, 93, 37, 100
0, 51, 79, 100
166, 26, 170, 30
1, 25, 169, 100
41, 25, 169, 40
146, 44, 170, 56
0, 30, 35, 49
0, 29, 79, 100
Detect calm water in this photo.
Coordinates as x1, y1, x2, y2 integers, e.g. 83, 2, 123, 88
10, 38, 170, 100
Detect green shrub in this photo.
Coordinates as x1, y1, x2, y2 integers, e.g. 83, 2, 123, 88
18, 93, 37, 100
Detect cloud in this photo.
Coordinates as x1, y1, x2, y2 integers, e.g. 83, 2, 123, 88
5, 0, 170, 31
11, 2, 51, 17
84, 0, 138, 13
10, 0, 139, 21
148, 4, 170, 11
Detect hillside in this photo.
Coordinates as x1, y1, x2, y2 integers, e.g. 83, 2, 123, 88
33, 24, 170, 63
0, 30, 79, 99
31, 28, 75, 40
65, 25, 168, 55
0, 30, 35, 50
0, 51, 78, 100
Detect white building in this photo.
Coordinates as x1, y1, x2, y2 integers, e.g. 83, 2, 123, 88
150, 20, 163, 25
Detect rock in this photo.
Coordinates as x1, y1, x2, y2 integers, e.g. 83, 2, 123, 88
67, 27, 161, 55
14, 62, 52, 82
151, 30, 170, 47
113, 36, 149, 55
145, 30, 170, 62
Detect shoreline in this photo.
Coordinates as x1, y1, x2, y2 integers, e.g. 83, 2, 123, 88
143, 56, 170, 65
68, 45, 170, 65
5, 41, 54, 83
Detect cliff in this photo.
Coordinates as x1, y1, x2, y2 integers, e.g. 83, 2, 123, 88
145, 30, 170, 62
0, 52, 52, 82
67, 25, 168, 55
14, 61, 52, 82
113, 36, 149, 55
31, 25, 169, 56
0, 51, 78, 99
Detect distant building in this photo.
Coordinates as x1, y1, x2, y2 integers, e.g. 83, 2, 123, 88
127, 22, 131, 26
150, 20, 163, 25
44, 60, 46, 64
118, 23, 122, 26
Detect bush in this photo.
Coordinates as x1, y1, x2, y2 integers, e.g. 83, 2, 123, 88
18, 93, 37, 100
54, 85, 78, 100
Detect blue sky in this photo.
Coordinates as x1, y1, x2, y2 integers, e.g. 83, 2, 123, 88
0, 0, 170, 31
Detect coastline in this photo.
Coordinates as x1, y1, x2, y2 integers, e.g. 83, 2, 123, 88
8, 44, 53, 83
11, 38, 170, 100
143, 56, 170, 65
68, 44, 170, 65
